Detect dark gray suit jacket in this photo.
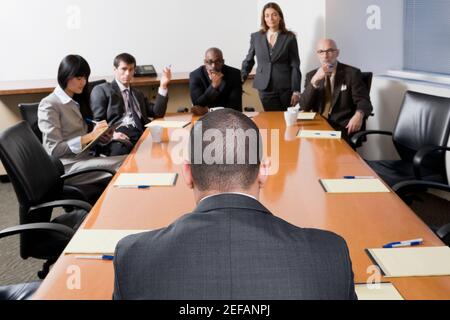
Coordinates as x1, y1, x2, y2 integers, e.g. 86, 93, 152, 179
113, 193, 356, 300
90, 80, 168, 127
300, 63, 373, 129
241, 31, 301, 92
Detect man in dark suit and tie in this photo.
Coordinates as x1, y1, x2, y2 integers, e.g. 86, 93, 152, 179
300, 39, 373, 141
189, 48, 242, 115
113, 109, 357, 300
90, 53, 171, 155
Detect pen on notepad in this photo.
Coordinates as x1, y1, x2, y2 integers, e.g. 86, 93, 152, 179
382, 238, 423, 248
116, 185, 151, 189
85, 118, 99, 125
75, 255, 114, 260
343, 176, 375, 179
314, 132, 336, 136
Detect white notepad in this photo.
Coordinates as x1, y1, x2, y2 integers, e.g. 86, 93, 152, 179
297, 112, 317, 120
355, 283, 403, 300
319, 178, 390, 193
64, 229, 149, 255
114, 173, 178, 187
145, 120, 191, 128
297, 130, 341, 139
366, 246, 450, 277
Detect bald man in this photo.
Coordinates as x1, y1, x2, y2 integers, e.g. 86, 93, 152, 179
189, 48, 242, 115
300, 39, 372, 140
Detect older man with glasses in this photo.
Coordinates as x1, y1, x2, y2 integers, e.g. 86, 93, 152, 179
189, 47, 243, 115
300, 39, 373, 141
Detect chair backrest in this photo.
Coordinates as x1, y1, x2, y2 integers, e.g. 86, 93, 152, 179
87, 79, 107, 97
0, 121, 62, 208
18, 103, 41, 142
361, 72, 373, 94
393, 91, 450, 167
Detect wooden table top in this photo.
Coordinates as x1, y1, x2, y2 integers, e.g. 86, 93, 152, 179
33, 112, 450, 300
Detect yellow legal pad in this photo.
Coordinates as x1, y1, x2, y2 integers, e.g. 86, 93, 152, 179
145, 120, 191, 128
366, 246, 450, 277
113, 173, 178, 187
64, 229, 149, 255
355, 283, 403, 300
319, 178, 390, 193
297, 130, 341, 139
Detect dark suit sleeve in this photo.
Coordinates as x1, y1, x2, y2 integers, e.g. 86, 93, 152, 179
145, 93, 168, 119
189, 72, 222, 107
228, 70, 243, 111
90, 86, 108, 122
300, 71, 323, 112
350, 69, 373, 118
289, 36, 302, 92
241, 33, 256, 82
112, 242, 123, 300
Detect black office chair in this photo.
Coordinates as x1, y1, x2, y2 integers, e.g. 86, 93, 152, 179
352, 91, 450, 186
0, 121, 95, 278
18, 103, 41, 142
393, 179, 450, 246
0, 222, 75, 299
86, 79, 107, 97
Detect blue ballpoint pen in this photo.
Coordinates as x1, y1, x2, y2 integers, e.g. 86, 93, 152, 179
75, 255, 114, 260
343, 176, 375, 179
116, 185, 151, 189
382, 238, 423, 248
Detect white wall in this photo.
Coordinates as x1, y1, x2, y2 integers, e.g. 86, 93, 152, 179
0, 0, 258, 81
325, 0, 404, 74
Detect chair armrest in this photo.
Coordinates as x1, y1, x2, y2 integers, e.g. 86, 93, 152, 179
436, 223, 450, 242
28, 199, 92, 216
0, 223, 75, 240
350, 130, 392, 148
61, 168, 115, 180
413, 146, 450, 179
393, 180, 450, 194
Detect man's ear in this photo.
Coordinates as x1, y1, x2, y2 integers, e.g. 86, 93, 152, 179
182, 160, 194, 189
257, 158, 270, 189
336, 49, 340, 58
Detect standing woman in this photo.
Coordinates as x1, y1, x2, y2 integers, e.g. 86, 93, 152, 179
241, 2, 302, 111
38, 54, 125, 203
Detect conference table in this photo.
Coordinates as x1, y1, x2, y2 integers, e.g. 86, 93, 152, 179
33, 112, 450, 300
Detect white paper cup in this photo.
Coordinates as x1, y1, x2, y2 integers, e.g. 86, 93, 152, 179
150, 125, 163, 143
284, 111, 298, 126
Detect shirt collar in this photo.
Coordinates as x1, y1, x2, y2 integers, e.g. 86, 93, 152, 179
54, 85, 75, 105
115, 78, 130, 92
199, 192, 257, 204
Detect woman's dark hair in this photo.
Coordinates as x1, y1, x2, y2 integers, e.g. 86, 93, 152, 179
57, 54, 92, 118
260, 2, 293, 35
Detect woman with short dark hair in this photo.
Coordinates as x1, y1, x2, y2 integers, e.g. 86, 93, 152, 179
38, 54, 125, 203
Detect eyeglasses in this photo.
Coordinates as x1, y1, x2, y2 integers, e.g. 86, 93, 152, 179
317, 49, 337, 55
204, 59, 223, 65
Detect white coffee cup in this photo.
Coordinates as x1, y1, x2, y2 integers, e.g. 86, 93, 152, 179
150, 125, 163, 143
284, 111, 298, 126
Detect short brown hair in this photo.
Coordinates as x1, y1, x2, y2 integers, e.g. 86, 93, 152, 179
113, 53, 136, 68
189, 109, 262, 192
